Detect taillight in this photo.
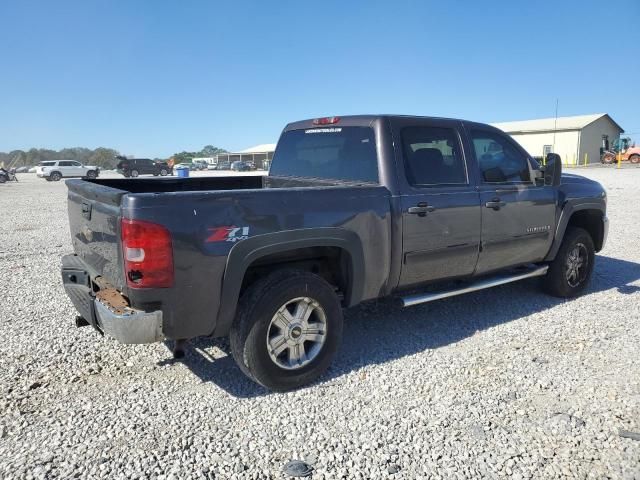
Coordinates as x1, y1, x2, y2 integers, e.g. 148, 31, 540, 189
312, 116, 340, 125
121, 218, 173, 288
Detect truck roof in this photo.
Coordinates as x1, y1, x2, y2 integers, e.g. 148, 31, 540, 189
283, 114, 499, 132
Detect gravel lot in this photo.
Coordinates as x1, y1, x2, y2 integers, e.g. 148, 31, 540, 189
1, 169, 639, 479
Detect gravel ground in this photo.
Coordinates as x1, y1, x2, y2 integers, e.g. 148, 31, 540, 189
1, 169, 639, 479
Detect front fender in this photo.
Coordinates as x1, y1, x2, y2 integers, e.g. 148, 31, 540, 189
212, 227, 365, 337
545, 200, 606, 261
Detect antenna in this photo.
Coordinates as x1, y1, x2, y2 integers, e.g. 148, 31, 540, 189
552, 98, 558, 152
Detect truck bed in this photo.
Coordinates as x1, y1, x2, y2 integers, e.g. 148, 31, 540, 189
65, 175, 392, 339
80, 174, 368, 194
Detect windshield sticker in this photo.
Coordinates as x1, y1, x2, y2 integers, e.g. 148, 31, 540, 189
305, 128, 342, 134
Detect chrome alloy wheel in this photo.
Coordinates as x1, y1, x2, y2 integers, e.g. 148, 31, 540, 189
266, 297, 327, 370
565, 242, 588, 288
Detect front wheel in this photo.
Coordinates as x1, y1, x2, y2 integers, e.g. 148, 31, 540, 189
130, 169, 139, 178
230, 270, 343, 391
543, 227, 595, 298
601, 153, 615, 164
159, 168, 168, 176
86, 170, 97, 179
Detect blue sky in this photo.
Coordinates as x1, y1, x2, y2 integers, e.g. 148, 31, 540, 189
1, 0, 638, 158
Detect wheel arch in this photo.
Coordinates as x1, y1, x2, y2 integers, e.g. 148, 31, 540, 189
213, 228, 365, 337
545, 203, 606, 261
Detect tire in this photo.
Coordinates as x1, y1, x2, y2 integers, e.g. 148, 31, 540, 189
601, 153, 615, 164
630, 155, 640, 164
86, 170, 97, 179
543, 227, 595, 298
49, 171, 62, 181
130, 169, 139, 178
0, 175, 6, 184
160, 168, 168, 176
230, 270, 343, 391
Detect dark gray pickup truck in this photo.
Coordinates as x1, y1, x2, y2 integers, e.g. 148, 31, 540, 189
62, 115, 608, 390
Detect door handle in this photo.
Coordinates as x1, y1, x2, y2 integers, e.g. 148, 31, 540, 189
485, 198, 506, 210
408, 202, 436, 216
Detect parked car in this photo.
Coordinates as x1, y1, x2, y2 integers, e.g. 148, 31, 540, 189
15, 166, 29, 173
231, 160, 252, 171
207, 163, 218, 170
192, 160, 209, 170
36, 160, 99, 181
116, 157, 172, 178
61, 115, 608, 391
215, 160, 231, 170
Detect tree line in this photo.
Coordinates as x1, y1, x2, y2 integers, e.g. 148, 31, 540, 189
0, 145, 228, 169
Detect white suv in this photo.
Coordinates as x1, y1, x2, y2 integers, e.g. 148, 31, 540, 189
36, 160, 100, 181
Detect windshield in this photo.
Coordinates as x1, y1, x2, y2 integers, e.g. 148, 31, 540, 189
270, 126, 378, 183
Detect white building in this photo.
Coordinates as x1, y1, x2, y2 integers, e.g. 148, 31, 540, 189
491, 113, 624, 165
206, 143, 276, 169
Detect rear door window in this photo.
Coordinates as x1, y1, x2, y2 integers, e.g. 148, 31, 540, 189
271, 127, 378, 183
401, 126, 467, 186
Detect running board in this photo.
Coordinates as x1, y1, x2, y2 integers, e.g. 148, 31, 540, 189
400, 265, 549, 308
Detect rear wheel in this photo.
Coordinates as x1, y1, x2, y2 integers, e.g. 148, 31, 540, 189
0, 175, 6, 184
630, 155, 640, 164
160, 168, 168, 176
130, 169, 139, 178
50, 171, 62, 181
543, 227, 595, 298
230, 270, 343, 391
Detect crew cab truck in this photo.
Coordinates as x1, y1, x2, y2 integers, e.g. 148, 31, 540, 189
61, 115, 608, 391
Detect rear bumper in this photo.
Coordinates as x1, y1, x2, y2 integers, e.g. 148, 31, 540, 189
61, 254, 164, 344
94, 298, 163, 344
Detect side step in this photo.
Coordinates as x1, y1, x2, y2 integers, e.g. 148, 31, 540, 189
400, 265, 549, 308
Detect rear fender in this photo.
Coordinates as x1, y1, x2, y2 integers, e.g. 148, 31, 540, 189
212, 228, 365, 337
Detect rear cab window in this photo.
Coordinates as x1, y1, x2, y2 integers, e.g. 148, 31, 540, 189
270, 126, 378, 183
39, 161, 56, 167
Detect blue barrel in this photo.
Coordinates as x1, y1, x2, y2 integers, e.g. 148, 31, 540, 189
177, 167, 189, 178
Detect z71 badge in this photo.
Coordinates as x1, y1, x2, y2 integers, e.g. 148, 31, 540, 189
206, 226, 250, 243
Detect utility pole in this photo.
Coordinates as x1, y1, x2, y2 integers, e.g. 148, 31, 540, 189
552, 98, 559, 153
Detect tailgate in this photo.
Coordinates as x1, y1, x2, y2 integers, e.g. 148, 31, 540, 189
66, 179, 128, 290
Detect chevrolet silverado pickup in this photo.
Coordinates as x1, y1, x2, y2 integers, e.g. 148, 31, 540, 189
61, 115, 608, 391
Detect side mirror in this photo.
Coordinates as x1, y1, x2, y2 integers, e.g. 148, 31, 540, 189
542, 153, 562, 186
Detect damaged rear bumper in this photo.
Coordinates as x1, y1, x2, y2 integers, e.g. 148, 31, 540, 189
61, 254, 164, 344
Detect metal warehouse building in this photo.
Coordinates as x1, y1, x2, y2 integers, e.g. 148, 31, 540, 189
205, 143, 276, 170
492, 113, 624, 165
